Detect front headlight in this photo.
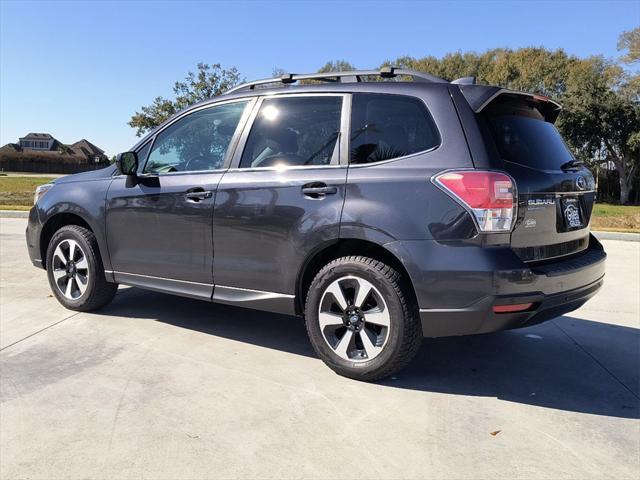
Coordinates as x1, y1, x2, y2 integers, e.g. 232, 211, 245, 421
34, 183, 54, 205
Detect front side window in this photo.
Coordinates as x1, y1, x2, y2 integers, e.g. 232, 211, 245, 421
350, 94, 440, 164
144, 101, 249, 173
239, 96, 343, 169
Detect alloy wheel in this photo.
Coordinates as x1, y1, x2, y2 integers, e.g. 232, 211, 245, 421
318, 275, 391, 362
51, 239, 89, 300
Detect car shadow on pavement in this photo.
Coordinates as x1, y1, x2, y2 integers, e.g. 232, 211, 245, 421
103, 288, 639, 420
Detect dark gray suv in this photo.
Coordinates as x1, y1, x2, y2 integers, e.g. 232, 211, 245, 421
26, 68, 606, 381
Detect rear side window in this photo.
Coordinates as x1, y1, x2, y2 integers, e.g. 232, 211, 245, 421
350, 94, 439, 164
484, 102, 574, 171
239, 96, 342, 168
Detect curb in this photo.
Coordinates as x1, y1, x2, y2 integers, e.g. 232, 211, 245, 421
0, 210, 28, 218
592, 231, 640, 242
1, 210, 638, 242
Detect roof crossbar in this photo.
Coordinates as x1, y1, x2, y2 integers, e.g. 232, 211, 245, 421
224, 67, 447, 94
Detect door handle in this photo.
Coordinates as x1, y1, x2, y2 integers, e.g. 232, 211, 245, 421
301, 183, 338, 198
185, 188, 213, 202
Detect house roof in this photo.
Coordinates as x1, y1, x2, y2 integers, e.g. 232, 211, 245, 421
0, 143, 22, 152
20, 133, 54, 140
70, 139, 105, 157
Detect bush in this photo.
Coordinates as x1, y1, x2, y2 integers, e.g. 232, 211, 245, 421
0, 151, 108, 174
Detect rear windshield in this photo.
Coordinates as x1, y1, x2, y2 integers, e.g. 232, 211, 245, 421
484, 103, 574, 170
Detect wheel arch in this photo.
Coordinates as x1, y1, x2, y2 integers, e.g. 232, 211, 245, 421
295, 238, 418, 315
40, 213, 95, 269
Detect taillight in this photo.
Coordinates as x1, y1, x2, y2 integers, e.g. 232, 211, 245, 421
433, 170, 517, 232
492, 303, 534, 313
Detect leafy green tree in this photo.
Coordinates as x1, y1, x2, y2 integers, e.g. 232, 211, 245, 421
317, 60, 355, 73
128, 63, 242, 137
385, 45, 639, 203
618, 27, 640, 65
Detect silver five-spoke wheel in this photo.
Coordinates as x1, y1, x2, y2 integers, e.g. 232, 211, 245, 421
51, 239, 89, 300
318, 275, 391, 362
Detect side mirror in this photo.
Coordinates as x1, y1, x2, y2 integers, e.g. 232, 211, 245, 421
116, 152, 138, 176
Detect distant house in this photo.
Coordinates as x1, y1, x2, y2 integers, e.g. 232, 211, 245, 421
0, 132, 109, 173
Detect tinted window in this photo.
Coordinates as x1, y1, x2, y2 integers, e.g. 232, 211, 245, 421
144, 101, 248, 173
240, 96, 342, 168
350, 94, 439, 164
485, 104, 574, 170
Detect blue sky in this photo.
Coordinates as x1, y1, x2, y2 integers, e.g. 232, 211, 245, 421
1, 0, 638, 157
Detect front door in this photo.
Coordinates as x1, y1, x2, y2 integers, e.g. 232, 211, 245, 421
212, 94, 349, 312
105, 99, 253, 299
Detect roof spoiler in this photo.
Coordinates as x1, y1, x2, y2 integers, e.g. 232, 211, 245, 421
458, 85, 562, 123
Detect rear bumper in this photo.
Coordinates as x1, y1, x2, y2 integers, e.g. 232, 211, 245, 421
385, 234, 606, 337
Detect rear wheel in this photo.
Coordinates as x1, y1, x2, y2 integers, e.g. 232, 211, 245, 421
46, 225, 117, 311
305, 256, 422, 381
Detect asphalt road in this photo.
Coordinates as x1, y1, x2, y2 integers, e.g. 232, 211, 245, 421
1, 217, 638, 480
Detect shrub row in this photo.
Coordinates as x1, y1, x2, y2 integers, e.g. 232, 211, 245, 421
0, 151, 108, 174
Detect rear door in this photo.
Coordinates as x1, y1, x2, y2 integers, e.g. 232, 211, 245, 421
480, 94, 596, 262
211, 93, 349, 310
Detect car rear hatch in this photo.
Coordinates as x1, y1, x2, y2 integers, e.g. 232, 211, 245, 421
469, 89, 596, 263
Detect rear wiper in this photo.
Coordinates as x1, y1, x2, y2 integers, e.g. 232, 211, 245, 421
560, 159, 584, 170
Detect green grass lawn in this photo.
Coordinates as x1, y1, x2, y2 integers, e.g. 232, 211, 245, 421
0, 176, 639, 232
0, 176, 57, 209
591, 203, 640, 233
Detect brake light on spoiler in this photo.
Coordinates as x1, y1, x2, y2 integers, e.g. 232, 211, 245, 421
433, 170, 517, 232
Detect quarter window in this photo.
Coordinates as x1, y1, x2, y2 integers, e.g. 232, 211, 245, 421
135, 141, 151, 169
144, 101, 249, 173
350, 94, 439, 164
239, 96, 343, 169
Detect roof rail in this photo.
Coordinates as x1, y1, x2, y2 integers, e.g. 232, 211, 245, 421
224, 67, 447, 94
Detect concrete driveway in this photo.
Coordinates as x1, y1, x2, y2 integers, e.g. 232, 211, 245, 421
1, 217, 638, 479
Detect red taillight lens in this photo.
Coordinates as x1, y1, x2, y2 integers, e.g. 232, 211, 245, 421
433, 170, 517, 232
492, 303, 534, 313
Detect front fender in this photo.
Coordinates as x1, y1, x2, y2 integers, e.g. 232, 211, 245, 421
37, 177, 113, 272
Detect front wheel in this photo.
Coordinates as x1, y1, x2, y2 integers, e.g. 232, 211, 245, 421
304, 256, 422, 381
46, 225, 118, 311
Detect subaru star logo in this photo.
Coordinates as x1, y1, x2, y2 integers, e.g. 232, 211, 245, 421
576, 175, 587, 191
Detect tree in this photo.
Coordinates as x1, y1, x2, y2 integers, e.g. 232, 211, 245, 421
618, 27, 640, 65
559, 56, 639, 204
317, 60, 355, 73
385, 45, 640, 203
128, 63, 242, 137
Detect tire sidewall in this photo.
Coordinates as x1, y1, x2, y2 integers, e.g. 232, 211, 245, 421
46, 227, 100, 309
306, 259, 407, 376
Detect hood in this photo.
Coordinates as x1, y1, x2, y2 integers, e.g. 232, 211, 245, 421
54, 164, 117, 184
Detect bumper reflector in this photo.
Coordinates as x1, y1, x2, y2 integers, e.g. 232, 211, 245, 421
492, 303, 534, 313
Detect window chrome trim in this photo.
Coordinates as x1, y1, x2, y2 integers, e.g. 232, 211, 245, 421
347, 144, 441, 168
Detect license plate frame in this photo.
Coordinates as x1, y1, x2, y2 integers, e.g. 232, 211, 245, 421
561, 197, 583, 229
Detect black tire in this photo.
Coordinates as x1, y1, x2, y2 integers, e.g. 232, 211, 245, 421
305, 256, 422, 381
46, 225, 118, 311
